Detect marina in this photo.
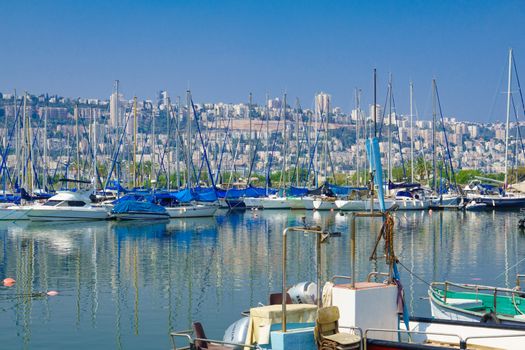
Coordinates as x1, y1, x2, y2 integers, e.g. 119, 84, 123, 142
1, 209, 525, 349
2, 1, 525, 349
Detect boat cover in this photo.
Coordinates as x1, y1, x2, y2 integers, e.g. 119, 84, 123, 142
112, 200, 167, 214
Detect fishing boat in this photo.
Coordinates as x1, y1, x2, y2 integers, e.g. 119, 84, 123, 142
428, 278, 525, 325
111, 200, 169, 220
172, 213, 525, 350
28, 190, 110, 221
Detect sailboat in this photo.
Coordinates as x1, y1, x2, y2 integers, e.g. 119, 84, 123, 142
472, 49, 525, 208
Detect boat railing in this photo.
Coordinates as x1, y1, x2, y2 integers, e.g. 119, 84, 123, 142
516, 274, 525, 289
367, 272, 390, 282
170, 329, 263, 350
363, 328, 462, 349
432, 281, 525, 308
331, 275, 353, 283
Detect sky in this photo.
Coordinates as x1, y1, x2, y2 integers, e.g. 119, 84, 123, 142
0, 0, 524, 122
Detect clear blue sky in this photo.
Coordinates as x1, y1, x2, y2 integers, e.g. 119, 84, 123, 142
1, 0, 523, 121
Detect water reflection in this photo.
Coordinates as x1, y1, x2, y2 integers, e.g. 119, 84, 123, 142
1, 210, 525, 349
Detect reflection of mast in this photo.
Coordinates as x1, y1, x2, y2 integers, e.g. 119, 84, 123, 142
91, 228, 98, 325
133, 244, 139, 335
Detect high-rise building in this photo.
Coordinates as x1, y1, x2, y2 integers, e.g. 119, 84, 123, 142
109, 92, 119, 128
368, 104, 382, 122
315, 92, 330, 116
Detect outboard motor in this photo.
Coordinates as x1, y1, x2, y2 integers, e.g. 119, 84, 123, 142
287, 281, 317, 304
223, 317, 249, 349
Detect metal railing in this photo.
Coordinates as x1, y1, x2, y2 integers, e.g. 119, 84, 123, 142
170, 329, 263, 350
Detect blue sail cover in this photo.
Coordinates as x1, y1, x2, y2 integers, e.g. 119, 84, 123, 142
193, 187, 218, 202
111, 200, 167, 214
328, 184, 368, 196
287, 186, 309, 197
171, 189, 194, 203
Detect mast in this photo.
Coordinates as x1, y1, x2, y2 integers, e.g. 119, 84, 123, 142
176, 96, 181, 188
373, 68, 377, 138
186, 90, 192, 189
295, 97, 300, 187
25, 93, 33, 193
75, 104, 80, 182
410, 81, 414, 183
150, 105, 156, 187
43, 104, 48, 191
432, 79, 437, 191
132, 97, 137, 188
387, 78, 391, 181
166, 95, 171, 190
93, 108, 97, 192
283, 93, 287, 189
265, 93, 269, 194
504, 48, 513, 188
22, 92, 27, 190
324, 94, 329, 182
355, 88, 360, 187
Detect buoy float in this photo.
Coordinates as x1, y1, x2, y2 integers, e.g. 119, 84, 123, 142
46, 291, 59, 296
3, 277, 16, 287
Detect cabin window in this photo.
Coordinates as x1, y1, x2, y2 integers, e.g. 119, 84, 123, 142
66, 201, 86, 207
44, 200, 62, 206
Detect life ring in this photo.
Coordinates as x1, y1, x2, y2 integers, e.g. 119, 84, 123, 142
480, 312, 501, 324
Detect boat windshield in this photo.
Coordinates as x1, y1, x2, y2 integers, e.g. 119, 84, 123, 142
66, 201, 86, 207
43, 200, 62, 207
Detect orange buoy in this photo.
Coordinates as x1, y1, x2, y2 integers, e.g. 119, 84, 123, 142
46, 291, 59, 296
3, 277, 16, 287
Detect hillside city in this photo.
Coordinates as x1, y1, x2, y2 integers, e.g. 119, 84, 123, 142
0, 89, 518, 187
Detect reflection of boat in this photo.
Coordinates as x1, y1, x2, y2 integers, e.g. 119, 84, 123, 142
429, 278, 525, 326
111, 200, 169, 220
28, 191, 110, 221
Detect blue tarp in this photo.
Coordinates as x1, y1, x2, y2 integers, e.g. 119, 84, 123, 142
193, 187, 218, 202
328, 184, 368, 196
216, 186, 277, 199
171, 189, 193, 203
112, 200, 167, 214
287, 186, 309, 197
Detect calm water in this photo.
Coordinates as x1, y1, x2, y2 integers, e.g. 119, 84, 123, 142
1, 209, 525, 349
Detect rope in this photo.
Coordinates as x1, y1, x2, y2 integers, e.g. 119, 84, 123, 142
396, 259, 432, 287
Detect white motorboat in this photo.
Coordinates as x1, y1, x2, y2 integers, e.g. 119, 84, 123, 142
28, 190, 110, 221
165, 203, 217, 218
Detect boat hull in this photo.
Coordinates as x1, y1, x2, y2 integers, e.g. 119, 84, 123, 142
335, 199, 395, 211
28, 207, 110, 221
166, 205, 217, 218
113, 212, 169, 220
0, 206, 32, 220
476, 196, 525, 208
313, 199, 337, 210
394, 199, 430, 210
